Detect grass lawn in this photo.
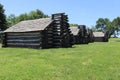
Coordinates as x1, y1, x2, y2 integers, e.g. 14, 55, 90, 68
0, 38, 120, 80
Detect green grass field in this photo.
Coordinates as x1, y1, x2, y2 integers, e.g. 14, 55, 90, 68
0, 38, 120, 80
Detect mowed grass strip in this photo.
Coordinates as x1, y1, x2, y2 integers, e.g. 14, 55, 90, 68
0, 38, 120, 80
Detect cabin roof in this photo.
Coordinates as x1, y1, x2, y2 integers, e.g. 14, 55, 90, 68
93, 32, 105, 37
4, 18, 53, 32
69, 26, 79, 35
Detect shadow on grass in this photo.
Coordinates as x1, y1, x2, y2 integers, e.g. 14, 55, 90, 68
0, 45, 77, 51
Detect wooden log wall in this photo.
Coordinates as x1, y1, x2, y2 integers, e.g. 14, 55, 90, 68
61, 15, 73, 47
42, 24, 53, 48
87, 29, 94, 43
4, 32, 42, 48
78, 25, 89, 44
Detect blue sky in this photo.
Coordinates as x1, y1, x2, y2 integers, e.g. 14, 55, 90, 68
0, 0, 120, 28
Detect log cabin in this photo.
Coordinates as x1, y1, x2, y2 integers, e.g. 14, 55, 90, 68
93, 31, 109, 42
2, 13, 73, 49
70, 25, 93, 44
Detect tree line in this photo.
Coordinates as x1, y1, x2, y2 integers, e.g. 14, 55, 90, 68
7, 9, 49, 28
92, 17, 120, 37
0, 3, 120, 37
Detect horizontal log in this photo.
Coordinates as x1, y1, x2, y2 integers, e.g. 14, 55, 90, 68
53, 43, 61, 46
53, 37, 61, 39
54, 21, 62, 23
53, 44, 62, 47
54, 18, 62, 21
7, 34, 41, 37
53, 24, 61, 26
47, 32, 52, 34
7, 45, 41, 48
53, 24, 62, 27
7, 39, 41, 43
53, 46, 61, 48
47, 33, 53, 35
53, 32, 61, 35
6, 38, 41, 41
53, 17, 62, 20
53, 40, 61, 42
47, 28, 53, 30
47, 30, 53, 32
53, 16, 63, 19
48, 38, 53, 40
53, 30, 61, 32
7, 43, 41, 46
48, 41, 52, 44
53, 32, 61, 34
7, 32, 40, 36
53, 34, 61, 37
7, 35, 41, 39
47, 45, 53, 48
53, 28, 61, 30
47, 34, 53, 36
55, 30, 60, 31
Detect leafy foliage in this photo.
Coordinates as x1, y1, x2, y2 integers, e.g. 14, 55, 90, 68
7, 14, 16, 27
112, 17, 120, 36
69, 24, 78, 27
0, 3, 7, 30
95, 18, 110, 31
7, 9, 49, 27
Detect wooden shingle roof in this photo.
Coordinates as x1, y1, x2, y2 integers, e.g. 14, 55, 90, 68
4, 18, 53, 32
93, 32, 105, 37
69, 26, 79, 35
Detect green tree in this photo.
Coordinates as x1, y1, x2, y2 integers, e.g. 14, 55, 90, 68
16, 13, 28, 23
112, 17, 120, 36
28, 9, 49, 19
95, 18, 110, 31
0, 3, 7, 30
7, 14, 16, 27
106, 22, 115, 37
69, 24, 78, 27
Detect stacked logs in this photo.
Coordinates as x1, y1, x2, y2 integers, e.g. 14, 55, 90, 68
52, 13, 73, 48
78, 25, 89, 44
